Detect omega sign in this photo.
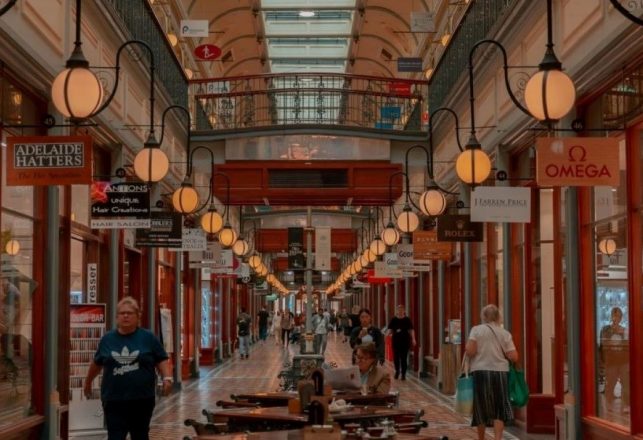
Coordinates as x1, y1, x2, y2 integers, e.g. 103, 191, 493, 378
536, 137, 619, 187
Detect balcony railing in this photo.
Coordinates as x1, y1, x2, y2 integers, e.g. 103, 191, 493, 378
190, 73, 428, 137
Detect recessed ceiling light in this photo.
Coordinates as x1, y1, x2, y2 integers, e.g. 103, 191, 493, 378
299, 10, 315, 18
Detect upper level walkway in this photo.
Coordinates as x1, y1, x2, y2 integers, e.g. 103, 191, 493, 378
189, 73, 429, 141
110, 334, 551, 440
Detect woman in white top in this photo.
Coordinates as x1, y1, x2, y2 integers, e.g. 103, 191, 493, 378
272, 310, 282, 345
465, 304, 519, 440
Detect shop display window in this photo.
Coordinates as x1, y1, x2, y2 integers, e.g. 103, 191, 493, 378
71, 185, 90, 226
592, 139, 630, 426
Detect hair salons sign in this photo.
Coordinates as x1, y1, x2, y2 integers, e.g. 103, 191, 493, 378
536, 137, 619, 187
6, 136, 93, 185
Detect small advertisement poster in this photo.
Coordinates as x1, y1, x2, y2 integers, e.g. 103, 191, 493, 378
6, 136, 93, 186
413, 230, 452, 261
90, 181, 150, 229
69, 304, 106, 434
437, 215, 483, 242
288, 227, 305, 269
135, 212, 182, 248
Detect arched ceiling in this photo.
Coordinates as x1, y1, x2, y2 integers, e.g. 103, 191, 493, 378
154, 0, 469, 80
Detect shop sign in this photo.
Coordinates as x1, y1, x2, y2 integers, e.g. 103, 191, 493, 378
194, 44, 222, 61
180, 19, 209, 37
437, 215, 483, 242
194, 249, 233, 271
413, 230, 452, 261
374, 254, 403, 278
380, 106, 401, 119
90, 181, 150, 229
135, 212, 182, 248
314, 226, 331, 271
6, 135, 93, 186
388, 82, 411, 96
470, 186, 531, 223
87, 263, 97, 303
396, 244, 414, 266
397, 57, 423, 72
410, 11, 435, 32
536, 137, 620, 186
288, 227, 305, 269
169, 228, 207, 252
70, 303, 106, 325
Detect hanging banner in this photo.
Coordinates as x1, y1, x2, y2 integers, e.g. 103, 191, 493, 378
470, 186, 531, 223
413, 230, 452, 261
314, 226, 331, 270
6, 135, 93, 186
135, 212, 182, 248
169, 228, 207, 252
437, 215, 483, 242
288, 227, 305, 269
536, 137, 620, 186
411, 11, 435, 32
90, 181, 150, 229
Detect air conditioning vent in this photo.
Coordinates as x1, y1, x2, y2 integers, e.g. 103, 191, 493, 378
268, 169, 348, 188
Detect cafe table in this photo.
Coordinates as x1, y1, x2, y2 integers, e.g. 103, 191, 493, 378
190, 429, 439, 440
207, 406, 419, 432
232, 391, 399, 407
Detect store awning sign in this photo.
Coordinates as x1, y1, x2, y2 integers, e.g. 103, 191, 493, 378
412, 230, 452, 261
6, 135, 93, 186
90, 181, 150, 229
536, 137, 620, 186
169, 228, 207, 252
437, 215, 483, 242
471, 186, 531, 223
135, 212, 182, 248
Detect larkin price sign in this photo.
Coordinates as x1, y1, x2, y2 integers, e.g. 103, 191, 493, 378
6, 136, 93, 186
536, 137, 620, 186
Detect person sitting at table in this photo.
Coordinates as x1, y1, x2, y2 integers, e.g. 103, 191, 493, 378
355, 343, 391, 394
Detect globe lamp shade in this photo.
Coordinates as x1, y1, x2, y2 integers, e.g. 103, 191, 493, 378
218, 227, 238, 248
248, 254, 262, 269
133, 147, 169, 182
381, 224, 400, 246
369, 239, 387, 256
172, 183, 199, 214
258, 265, 268, 277
5, 239, 20, 256
525, 69, 576, 122
364, 248, 377, 263
200, 209, 223, 234
354, 259, 363, 272
51, 67, 103, 119
598, 238, 617, 256
232, 238, 249, 256
455, 148, 491, 185
419, 188, 447, 216
397, 210, 420, 233
266, 273, 276, 284
359, 254, 370, 268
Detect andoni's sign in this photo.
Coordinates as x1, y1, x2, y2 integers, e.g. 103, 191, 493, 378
536, 137, 619, 187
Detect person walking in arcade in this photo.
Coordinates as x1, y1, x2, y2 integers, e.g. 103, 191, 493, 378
84, 297, 172, 440
387, 304, 416, 380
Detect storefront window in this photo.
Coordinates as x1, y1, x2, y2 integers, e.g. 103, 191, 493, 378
1, 138, 33, 218
71, 185, 89, 226
70, 238, 84, 303
0, 212, 35, 429
593, 139, 629, 426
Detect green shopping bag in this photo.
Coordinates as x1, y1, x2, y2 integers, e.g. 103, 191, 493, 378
508, 363, 529, 407
455, 356, 474, 416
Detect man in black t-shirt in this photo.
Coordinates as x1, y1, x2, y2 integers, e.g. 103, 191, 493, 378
387, 305, 416, 380
256, 306, 270, 343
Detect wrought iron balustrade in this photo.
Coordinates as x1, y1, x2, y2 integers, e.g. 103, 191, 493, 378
190, 73, 428, 136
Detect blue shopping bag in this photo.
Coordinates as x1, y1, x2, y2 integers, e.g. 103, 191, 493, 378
455, 356, 473, 416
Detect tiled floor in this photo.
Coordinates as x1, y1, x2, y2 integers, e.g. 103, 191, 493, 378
75, 333, 554, 439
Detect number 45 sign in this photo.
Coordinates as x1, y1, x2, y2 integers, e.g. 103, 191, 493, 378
87, 263, 98, 303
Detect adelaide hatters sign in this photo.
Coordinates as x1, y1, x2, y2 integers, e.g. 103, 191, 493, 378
6, 136, 93, 185
536, 137, 619, 186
